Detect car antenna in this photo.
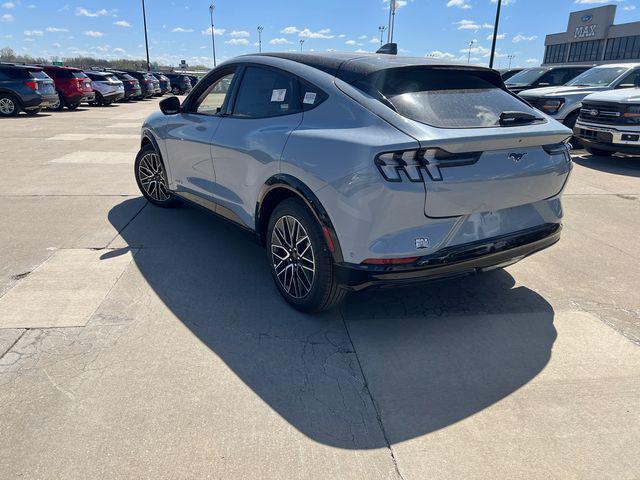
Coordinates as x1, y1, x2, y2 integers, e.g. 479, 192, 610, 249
376, 43, 397, 55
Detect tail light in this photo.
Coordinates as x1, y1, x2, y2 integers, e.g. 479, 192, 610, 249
24, 80, 38, 91
375, 149, 481, 183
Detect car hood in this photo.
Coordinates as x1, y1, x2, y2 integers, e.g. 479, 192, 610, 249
583, 88, 640, 105
520, 85, 609, 99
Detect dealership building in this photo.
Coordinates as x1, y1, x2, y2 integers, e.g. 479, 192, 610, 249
543, 5, 640, 66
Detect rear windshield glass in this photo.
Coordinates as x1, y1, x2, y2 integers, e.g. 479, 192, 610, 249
28, 70, 50, 80
1, 67, 31, 79
354, 67, 536, 129
72, 72, 89, 79
505, 68, 547, 86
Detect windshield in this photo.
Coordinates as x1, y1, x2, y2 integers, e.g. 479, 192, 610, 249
28, 70, 50, 80
72, 71, 89, 79
505, 68, 547, 86
354, 67, 539, 128
566, 67, 630, 87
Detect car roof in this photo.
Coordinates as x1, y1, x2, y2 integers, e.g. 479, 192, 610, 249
41, 65, 82, 71
591, 62, 640, 69
0, 62, 40, 71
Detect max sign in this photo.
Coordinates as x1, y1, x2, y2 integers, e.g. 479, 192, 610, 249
575, 24, 597, 39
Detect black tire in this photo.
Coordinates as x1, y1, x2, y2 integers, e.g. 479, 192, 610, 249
134, 143, 178, 207
0, 93, 20, 117
586, 147, 615, 157
564, 111, 583, 148
67, 103, 80, 111
25, 108, 41, 116
267, 198, 346, 313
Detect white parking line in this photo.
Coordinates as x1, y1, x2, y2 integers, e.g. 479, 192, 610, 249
107, 123, 142, 129
49, 151, 133, 164
46, 134, 139, 141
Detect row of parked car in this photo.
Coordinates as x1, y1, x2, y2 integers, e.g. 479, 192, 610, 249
499, 63, 640, 156
0, 62, 199, 116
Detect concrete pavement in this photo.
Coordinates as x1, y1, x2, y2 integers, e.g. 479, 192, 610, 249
0, 98, 638, 479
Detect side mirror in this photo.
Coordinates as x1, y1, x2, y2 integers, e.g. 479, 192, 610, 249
160, 96, 181, 115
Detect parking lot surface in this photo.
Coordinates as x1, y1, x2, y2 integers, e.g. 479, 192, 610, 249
1, 100, 639, 479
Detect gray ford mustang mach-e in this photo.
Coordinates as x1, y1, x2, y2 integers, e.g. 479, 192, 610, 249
134, 52, 573, 312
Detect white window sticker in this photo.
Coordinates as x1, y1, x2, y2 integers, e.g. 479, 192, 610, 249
271, 89, 287, 102
303, 92, 317, 105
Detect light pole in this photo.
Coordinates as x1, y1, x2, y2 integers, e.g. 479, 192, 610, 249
209, 3, 217, 68
507, 54, 516, 68
387, 1, 397, 43
141, 0, 150, 71
257, 25, 264, 53
378, 25, 386, 46
299, 39, 305, 52
489, 0, 502, 68
467, 39, 476, 64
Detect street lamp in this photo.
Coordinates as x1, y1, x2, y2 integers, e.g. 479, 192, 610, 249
507, 54, 516, 68
387, 1, 397, 43
299, 39, 305, 52
378, 25, 386, 46
489, 0, 502, 68
257, 26, 264, 53
209, 3, 217, 68
141, 0, 150, 71
467, 39, 476, 64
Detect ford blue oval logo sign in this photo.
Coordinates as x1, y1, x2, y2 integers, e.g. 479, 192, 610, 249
582, 14, 593, 22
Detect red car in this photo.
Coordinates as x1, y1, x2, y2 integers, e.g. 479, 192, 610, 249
41, 65, 95, 111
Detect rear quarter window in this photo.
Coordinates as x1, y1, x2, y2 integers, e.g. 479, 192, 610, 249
354, 67, 538, 129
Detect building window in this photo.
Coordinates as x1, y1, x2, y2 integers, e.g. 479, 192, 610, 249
567, 39, 604, 63
544, 43, 568, 64
604, 35, 640, 61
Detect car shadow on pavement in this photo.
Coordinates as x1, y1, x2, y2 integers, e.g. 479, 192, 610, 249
572, 153, 639, 177
107, 198, 556, 449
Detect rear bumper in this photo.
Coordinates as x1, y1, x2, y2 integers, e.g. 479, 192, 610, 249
103, 91, 125, 102
124, 88, 142, 98
335, 223, 561, 291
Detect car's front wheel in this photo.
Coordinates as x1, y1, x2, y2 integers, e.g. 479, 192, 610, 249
267, 198, 346, 313
0, 94, 19, 117
134, 144, 177, 207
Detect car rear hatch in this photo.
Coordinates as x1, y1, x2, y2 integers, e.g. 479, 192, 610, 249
347, 65, 573, 218
27, 69, 56, 95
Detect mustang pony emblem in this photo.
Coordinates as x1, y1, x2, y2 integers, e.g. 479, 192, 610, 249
508, 152, 527, 163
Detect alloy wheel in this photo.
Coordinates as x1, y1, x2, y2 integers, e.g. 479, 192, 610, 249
138, 152, 171, 202
0, 97, 15, 115
271, 215, 316, 299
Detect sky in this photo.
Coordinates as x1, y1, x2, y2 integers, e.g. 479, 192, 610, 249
0, 0, 638, 68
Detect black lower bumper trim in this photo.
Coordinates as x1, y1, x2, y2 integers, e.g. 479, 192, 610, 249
575, 137, 640, 155
335, 224, 562, 291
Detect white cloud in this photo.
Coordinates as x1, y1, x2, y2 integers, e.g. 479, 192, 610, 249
345, 39, 357, 45
299, 28, 334, 39
83, 30, 104, 38
114, 20, 131, 27
427, 50, 456, 59
113, 47, 126, 55
526, 58, 538, 63
172, 27, 194, 33
1, 2, 15, 9
229, 30, 250, 38
623, 5, 636, 10
1, 13, 14, 21
512, 34, 537, 43
24, 30, 43, 36
202, 27, 225, 36
358, 35, 368, 40
492, 0, 515, 5
269, 37, 291, 45
370, 37, 380, 44
225, 38, 249, 45
75, 7, 109, 17
46, 27, 69, 32
52, 42, 61, 48
280, 26, 299, 34
455, 19, 480, 30
447, 0, 471, 9
487, 33, 506, 41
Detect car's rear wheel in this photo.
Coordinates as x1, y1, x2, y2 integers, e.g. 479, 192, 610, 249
134, 144, 177, 207
586, 147, 615, 157
267, 199, 346, 313
67, 103, 80, 111
49, 94, 64, 111
0, 94, 19, 117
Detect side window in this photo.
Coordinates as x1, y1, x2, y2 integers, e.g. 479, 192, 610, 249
299, 80, 327, 111
233, 66, 299, 118
617, 70, 640, 88
195, 72, 235, 115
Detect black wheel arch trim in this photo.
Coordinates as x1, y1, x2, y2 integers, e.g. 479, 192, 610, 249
256, 174, 344, 263
140, 130, 171, 187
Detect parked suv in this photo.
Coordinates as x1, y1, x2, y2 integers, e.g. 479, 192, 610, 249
574, 88, 640, 156
107, 70, 142, 101
151, 73, 171, 95
505, 65, 590, 95
85, 70, 125, 106
41, 65, 95, 110
520, 63, 640, 130
135, 53, 572, 312
123, 71, 157, 98
163, 72, 192, 94
0, 63, 59, 116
